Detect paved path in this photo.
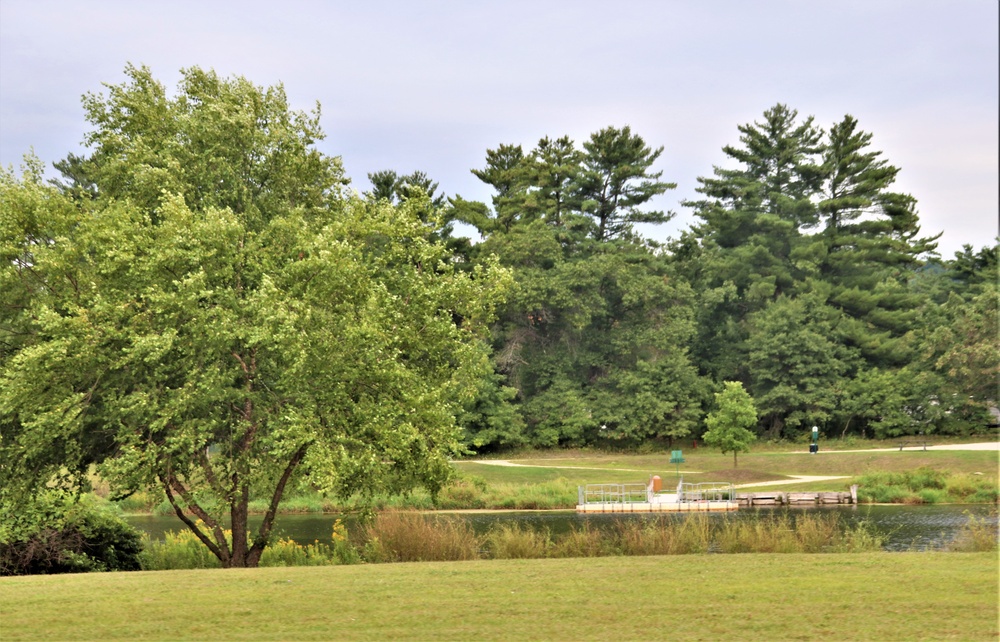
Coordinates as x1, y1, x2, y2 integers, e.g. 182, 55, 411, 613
810, 442, 1000, 454
458, 460, 674, 473
733, 475, 849, 489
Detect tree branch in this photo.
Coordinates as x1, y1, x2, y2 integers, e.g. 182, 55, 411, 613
247, 442, 310, 565
164, 471, 231, 564
160, 473, 229, 565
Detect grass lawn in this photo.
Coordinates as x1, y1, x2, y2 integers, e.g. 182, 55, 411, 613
455, 448, 999, 490
1, 553, 996, 641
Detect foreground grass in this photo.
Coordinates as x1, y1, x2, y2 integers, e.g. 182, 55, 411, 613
1, 553, 996, 641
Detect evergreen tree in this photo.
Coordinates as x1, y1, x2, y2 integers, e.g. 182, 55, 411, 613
817, 114, 938, 368
576, 126, 675, 241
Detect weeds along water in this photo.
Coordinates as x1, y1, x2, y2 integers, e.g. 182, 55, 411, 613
137, 508, 1000, 570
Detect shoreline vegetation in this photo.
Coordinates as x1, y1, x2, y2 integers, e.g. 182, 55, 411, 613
136, 508, 998, 571
105, 439, 999, 516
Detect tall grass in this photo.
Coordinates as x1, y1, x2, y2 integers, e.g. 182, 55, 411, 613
855, 468, 998, 504
361, 511, 480, 563
948, 510, 999, 552
359, 510, 884, 563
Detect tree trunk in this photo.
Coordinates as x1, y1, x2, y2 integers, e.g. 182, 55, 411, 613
229, 483, 251, 568
733, 450, 738, 468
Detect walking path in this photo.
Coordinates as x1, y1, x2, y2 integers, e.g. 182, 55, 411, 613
461, 460, 676, 473
733, 475, 849, 489
811, 442, 999, 454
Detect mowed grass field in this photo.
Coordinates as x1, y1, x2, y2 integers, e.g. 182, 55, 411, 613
1, 553, 996, 641
452, 446, 1000, 492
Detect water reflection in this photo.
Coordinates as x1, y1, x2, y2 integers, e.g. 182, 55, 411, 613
127, 504, 996, 552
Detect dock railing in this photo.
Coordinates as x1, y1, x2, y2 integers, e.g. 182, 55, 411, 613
677, 481, 735, 503
578, 481, 737, 506
579, 483, 650, 506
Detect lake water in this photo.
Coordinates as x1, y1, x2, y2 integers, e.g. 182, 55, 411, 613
127, 504, 997, 552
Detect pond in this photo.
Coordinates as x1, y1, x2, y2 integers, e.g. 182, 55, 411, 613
126, 504, 997, 552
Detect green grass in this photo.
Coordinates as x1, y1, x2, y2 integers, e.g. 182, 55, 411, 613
105, 443, 998, 516
1, 553, 995, 641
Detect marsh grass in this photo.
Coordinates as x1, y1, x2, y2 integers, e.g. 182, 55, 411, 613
358, 510, 884, 564
948, 509, 999, 552
361, 511, 479, 563
483, 523, 551, 559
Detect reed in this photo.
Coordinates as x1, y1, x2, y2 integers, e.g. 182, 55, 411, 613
948, 509, 999, 552
361, 511, 479, 563
483, 523, 551, 559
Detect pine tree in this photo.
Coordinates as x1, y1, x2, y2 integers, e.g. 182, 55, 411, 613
576, 126, 675, 241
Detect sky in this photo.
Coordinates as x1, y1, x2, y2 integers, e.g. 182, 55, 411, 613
1, 0, 997, 257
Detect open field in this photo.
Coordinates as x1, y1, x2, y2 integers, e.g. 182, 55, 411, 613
454, 445, 1000, 493
1, 553, 996, 641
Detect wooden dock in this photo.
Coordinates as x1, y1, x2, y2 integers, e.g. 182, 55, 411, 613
736, 485, 858, 507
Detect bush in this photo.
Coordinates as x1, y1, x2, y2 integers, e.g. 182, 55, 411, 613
0, 492, 144, 576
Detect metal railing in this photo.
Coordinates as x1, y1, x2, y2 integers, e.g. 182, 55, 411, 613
677, 481, 735, 503
578, 481, 736, 505
579, 483, 650, 505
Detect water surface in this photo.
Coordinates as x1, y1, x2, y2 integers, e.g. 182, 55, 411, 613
127, 504, 996, 552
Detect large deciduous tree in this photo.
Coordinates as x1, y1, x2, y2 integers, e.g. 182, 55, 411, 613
0, 66, 510, 568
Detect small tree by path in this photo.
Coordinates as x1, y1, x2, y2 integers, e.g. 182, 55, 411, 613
703, 381, 758, 468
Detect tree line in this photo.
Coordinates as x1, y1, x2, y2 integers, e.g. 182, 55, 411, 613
1, 66, 994, 567
385, 105, 996, 450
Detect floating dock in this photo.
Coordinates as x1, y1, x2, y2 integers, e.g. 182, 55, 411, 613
576, 480, 738, 513
576, 480, 859, 513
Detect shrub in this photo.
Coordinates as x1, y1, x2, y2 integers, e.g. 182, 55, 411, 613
259, 538, 337, 567
1, 492, 144, 576
916, 488, 948, 504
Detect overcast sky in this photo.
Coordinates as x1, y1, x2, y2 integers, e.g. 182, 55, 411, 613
2, 0, 997, 257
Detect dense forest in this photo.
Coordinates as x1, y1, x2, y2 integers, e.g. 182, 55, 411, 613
7, 73, 997, 457
370, 105, 997, 450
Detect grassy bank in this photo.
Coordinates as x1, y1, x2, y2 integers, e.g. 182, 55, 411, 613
103, 443, 999, 515
136, 508, 996, 570
1, 553, 996, 641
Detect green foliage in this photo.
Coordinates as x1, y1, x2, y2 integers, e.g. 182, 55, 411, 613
703, 381, 758, 467
0, 492, 143, 575
854, 468, 997, 504
0, 65, 511, 568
